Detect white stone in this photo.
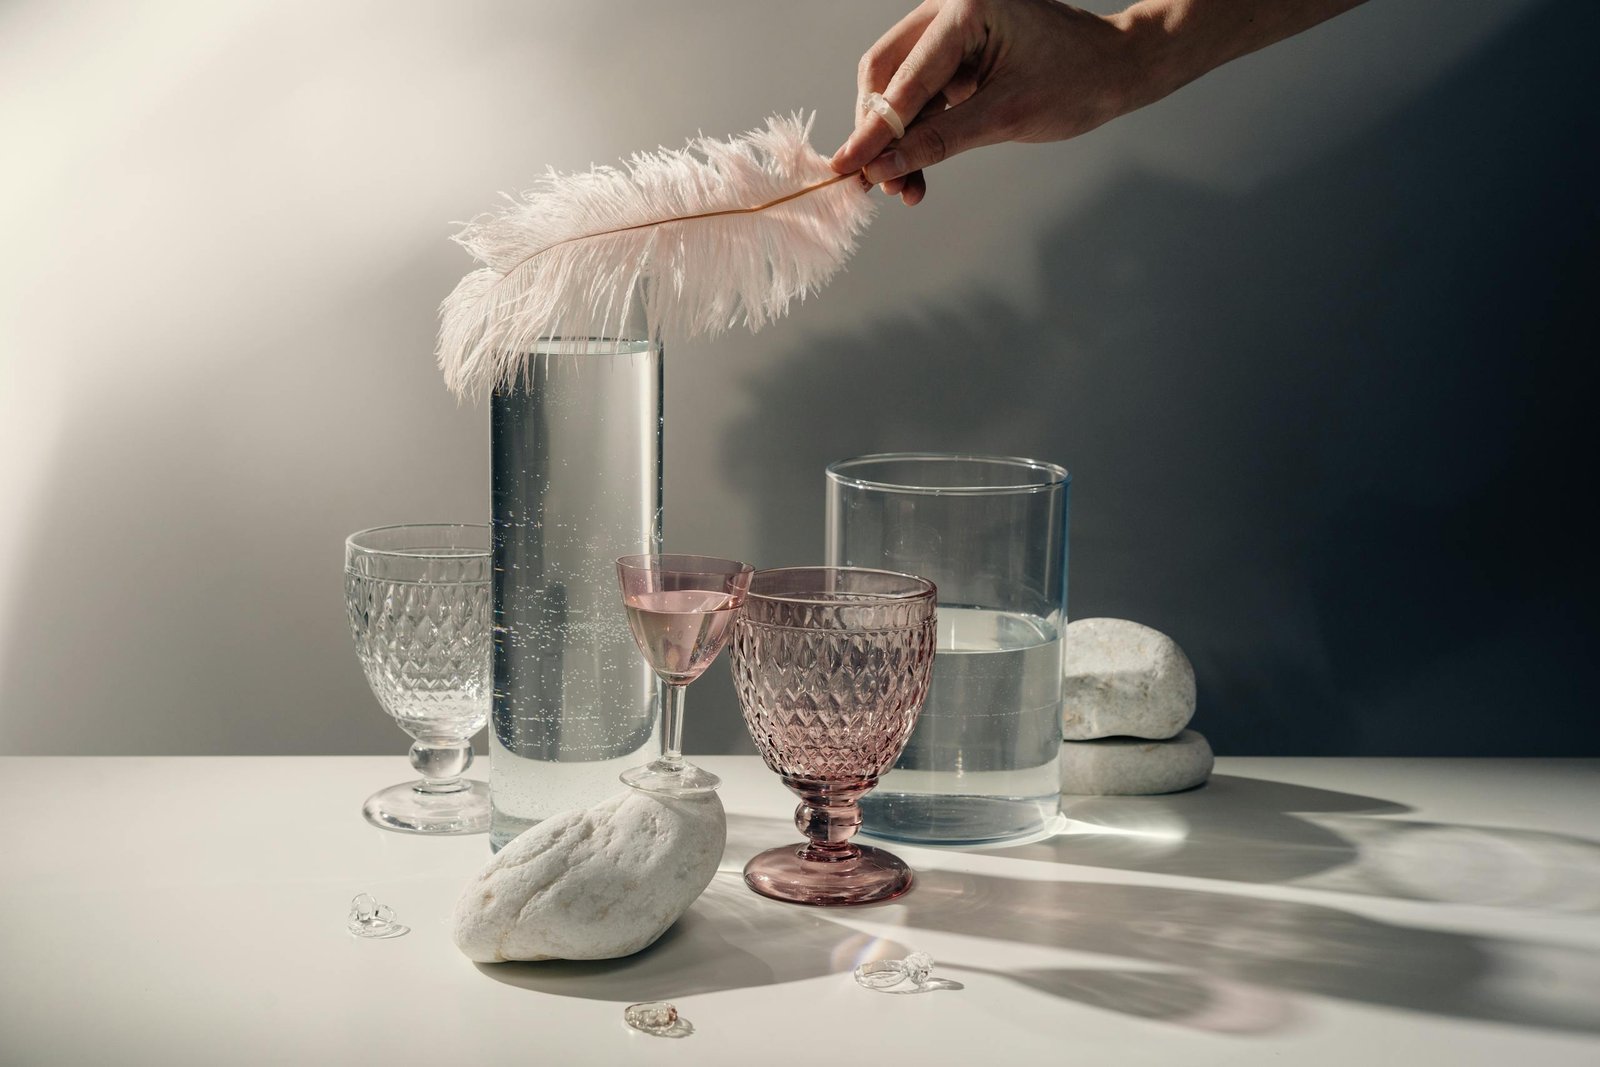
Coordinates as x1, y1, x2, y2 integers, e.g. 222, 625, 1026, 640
1059, 729, 1214, 795
1061, 618, 1197, 741
452, 788, 725, 963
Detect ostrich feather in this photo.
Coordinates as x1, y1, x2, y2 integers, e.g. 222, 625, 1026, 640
437, 112, 876, 397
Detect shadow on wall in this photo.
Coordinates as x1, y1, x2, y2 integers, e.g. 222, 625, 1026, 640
721, 0, 1599, 756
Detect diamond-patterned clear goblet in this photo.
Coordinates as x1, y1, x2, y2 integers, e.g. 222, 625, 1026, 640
345, 524, 492, 834
730, 567, 937, 905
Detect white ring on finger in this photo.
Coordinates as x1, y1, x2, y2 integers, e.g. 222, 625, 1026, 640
863, 92, 906, 140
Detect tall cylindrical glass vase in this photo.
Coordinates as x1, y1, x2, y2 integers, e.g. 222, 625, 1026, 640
489, 329, 663, 851
826, 453, 1069, 845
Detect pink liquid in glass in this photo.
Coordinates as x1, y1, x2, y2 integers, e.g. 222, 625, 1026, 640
624, 589, 738, 684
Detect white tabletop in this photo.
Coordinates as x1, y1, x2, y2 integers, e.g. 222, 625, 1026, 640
2, 756, 1597, 1065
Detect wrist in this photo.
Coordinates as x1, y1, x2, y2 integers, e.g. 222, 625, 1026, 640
1110, 1, 1201, 110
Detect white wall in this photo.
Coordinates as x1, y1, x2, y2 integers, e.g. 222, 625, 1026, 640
0, 0, 1564, 755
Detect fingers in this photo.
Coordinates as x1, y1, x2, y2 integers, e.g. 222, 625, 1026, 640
855, 2, 936, 113
876, 93, 947, 202
899, 170, 928, 206
833, 98, 903, 176
861, 87, 995, 186
835, 2, 937, 175
834, 0, 982, 175
879, 2, 981, 133
833, 111, 896, 176
941, 66, 979, 108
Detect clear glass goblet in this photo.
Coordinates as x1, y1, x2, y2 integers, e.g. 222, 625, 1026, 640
730, 567, 937, 905
345, 524, 492, 834
616, 553, 754, 796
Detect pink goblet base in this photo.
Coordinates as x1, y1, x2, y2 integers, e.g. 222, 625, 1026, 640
743, 775, 913, 906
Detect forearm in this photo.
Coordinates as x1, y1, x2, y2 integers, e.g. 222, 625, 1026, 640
1113, 0, 1368, 108
833, 0, 1372, 204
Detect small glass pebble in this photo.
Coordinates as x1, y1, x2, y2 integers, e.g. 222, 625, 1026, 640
624, 1001, 693, 1038
853, 959, 911, 989
901, 952, 934, 987
347, 893, 410, 939
853, 951, 960, 994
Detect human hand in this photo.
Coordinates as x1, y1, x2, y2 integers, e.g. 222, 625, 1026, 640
832, 0, 1370, 204
831, 0, 1143, 205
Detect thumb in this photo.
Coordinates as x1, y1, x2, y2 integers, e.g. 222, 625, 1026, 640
861, 90, 1003, 185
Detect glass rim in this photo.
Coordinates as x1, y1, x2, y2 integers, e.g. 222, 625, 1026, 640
345, 523, 492, 559
513, 334, 657, 354
825, 452, 1070, 496
616, 553, 755, 577
744, 565, 936, 606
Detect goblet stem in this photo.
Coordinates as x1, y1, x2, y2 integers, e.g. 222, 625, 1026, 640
410, 739, 473, 795
619, 680, 719, 794
660, 682, 688, 769
741, 774, 912, 905
361, 735, 490, 835
787, 776, 870, 862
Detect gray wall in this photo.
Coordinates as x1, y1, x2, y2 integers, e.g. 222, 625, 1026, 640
1, 0, 1591, 757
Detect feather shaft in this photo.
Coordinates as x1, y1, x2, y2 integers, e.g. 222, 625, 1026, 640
496, 171, 856, 284
437, 113, 876, 398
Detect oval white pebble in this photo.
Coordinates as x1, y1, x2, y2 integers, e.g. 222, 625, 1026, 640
452, 788, 725, 963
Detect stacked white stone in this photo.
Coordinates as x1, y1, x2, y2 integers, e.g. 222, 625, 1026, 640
1059, 618, 1213, 795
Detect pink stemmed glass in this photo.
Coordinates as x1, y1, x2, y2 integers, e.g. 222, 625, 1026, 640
730, 567, 937, 905
617, 554, 755, 795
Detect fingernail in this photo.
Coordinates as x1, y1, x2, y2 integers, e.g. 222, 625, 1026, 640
863, 150, 905, 186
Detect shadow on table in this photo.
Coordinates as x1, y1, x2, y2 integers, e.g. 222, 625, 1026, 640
958, 964, 1304, 1034
905, 870, 1600, 1036
991, 775, 1600, 912
1291, 815, 1600, 912
477, 871, 910, 1002
990, 775, 1405, 884
477, 810, 1600, 1034
720, 809, 800, 874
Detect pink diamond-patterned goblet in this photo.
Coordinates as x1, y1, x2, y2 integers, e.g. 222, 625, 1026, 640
730, 567, 937, 905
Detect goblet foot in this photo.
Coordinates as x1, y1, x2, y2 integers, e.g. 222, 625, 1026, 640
620, 759, 721, 797
743, 842, 913, 906
362, 779, 490, 834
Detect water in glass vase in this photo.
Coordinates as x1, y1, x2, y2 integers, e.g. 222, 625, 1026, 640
489, 338, 662, 851
859, 606, 1063, 845
624, 590, 739, 685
